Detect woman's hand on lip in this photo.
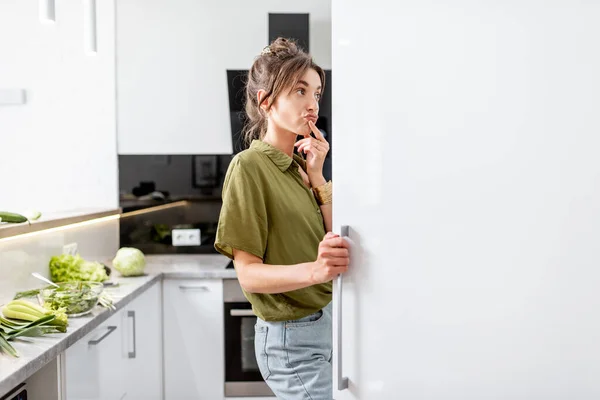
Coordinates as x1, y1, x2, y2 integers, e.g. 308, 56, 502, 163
304, 115, 318, 123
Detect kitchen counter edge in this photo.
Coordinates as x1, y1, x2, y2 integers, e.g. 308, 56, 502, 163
0, 208, 122, 240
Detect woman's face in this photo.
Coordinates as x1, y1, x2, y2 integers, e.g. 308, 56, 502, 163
268, 68, 322, 137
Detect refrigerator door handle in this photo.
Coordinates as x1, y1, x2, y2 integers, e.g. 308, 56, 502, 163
337, 225, 350, 391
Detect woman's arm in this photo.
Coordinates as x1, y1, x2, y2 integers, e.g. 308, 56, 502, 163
233, 249, 314, 293
319, 203, 332, 233
233, 234, 349, 294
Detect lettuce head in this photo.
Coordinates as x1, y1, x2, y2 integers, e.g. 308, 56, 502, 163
112, 247, 146, 277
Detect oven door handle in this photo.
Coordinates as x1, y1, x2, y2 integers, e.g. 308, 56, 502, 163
229, 309, 255, 317
179, 285, 209, 291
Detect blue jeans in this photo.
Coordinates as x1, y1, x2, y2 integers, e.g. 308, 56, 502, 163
254, 302, 333, 400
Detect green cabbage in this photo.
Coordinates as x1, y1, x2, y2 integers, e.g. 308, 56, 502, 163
49, 254, 108, 283
112, 247, 146, 277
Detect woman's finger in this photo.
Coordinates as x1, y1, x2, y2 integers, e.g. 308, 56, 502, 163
324, 236, 349, 249
295, 138, 310, 148
308, 121, 326, 141
326, 257, 350, 267
322, 247, 350, 258
297, 137, 320, 148
298, 142, 313, 152
300, 139, 327, 153
299, 144, 327, 159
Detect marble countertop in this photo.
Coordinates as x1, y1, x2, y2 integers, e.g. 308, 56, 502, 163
0, 254, 236, 398
143, 254, 236, 279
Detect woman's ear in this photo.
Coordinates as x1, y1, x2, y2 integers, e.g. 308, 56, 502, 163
257, 90, 268, 114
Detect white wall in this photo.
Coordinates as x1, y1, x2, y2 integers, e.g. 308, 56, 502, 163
116, 0, 331, 155
0, 0, 118, 213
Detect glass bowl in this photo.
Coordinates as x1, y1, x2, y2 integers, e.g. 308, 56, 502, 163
38, 281, 104, 317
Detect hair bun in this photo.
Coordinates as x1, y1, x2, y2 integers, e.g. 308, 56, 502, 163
261, 37, 300, 59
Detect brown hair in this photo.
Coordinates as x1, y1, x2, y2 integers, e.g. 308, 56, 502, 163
242, 37, 326, 146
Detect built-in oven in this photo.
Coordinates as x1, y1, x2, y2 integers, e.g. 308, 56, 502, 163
223, 279, 274, 397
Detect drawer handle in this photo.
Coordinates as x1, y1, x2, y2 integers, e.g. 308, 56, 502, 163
179, 285, 209, 291
88, 325, 117, 346
127, 310, 136, 359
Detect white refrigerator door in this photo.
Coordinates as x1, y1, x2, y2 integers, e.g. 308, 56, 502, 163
332, 1, 600, 399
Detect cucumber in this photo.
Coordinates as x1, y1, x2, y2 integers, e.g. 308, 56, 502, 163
0, 212, 28, 223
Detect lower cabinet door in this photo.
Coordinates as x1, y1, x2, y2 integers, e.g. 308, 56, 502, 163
65, 310, 126, 400
163, 279, 224, 400
122, 282, 163, 400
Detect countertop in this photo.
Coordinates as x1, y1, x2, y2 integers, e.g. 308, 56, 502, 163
0, 254, 235, 398
143, 254, 236, 279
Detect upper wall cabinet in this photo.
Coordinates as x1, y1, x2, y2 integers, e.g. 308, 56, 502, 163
115, 0, 331, 155
115, 0, 232, 155
0, 0, 119, 212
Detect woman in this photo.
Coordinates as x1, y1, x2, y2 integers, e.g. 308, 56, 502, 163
214, 37, 350, 399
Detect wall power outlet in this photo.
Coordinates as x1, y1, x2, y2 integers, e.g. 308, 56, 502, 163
63, 242, 78, 255
172, 229, 201, 246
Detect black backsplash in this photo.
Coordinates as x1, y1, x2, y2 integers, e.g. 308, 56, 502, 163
118, 154, 232, 254
119, 154, 232, 204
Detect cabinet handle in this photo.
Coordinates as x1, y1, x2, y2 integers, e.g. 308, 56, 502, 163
39, 0, 56, 22
88, 325, 117, 346
337, 225, 349, 391
230, 309, 255, 317
127, 310, 136, 359
179, 285, 209, 291
83, 0, 97, 54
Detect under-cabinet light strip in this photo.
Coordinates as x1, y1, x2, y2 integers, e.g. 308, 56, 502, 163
120, 201, 189, 218
0, 215, 120, 243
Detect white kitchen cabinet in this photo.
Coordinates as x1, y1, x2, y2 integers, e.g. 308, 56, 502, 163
64, 282, 162, 400
163, 279, 224, 400
65, 309, 126, 400
0, 0, 119, 212
122, 282, 163, 400
115, 0, 232, 155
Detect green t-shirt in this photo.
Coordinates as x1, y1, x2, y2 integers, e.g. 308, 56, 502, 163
215, 139, 332, 321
